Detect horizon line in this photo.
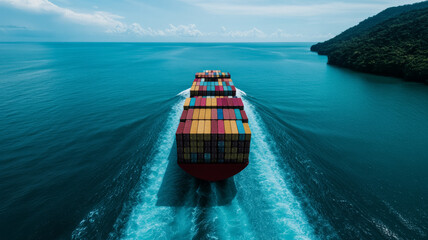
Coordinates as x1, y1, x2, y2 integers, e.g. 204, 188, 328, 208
0, 41, 318, 44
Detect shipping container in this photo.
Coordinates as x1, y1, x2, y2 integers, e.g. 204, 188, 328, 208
176, 70, 251, 181
180, 110, 187, 122
190, 120, 198, 141
241, 110, 248, 123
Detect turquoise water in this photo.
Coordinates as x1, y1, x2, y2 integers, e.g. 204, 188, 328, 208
1, 43, 427, 239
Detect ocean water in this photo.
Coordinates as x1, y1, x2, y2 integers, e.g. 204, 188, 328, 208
1, 42, 428, 240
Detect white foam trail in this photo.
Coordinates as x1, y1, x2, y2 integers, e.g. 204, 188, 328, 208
72, 209, 103, 239
120, 88, 255, 240
371, 218, 400, 240
120, 93, 187, 240
209, 197, 254, 240
236, 89, 246, 97
177, 88, 190, 97
239, 96, 318, 240
116, 87, 318, 239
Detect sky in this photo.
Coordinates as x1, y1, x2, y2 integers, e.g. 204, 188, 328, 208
0, 0, 424, 42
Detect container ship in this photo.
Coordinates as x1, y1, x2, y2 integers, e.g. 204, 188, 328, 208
175, 70, 251, 181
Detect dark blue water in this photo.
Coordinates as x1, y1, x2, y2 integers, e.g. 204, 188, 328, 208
1, 43, 427, 240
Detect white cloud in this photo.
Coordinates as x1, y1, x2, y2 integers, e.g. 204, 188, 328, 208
129, 23, 165, 36
221, 26, 266, 38
0, 0, 205, 38
130, 23, 203, 37
0, 0, 127, 32
164, 24, 203, 37
183, 1, 396, 16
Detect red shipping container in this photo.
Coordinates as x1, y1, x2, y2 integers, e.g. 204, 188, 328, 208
227, 98, 233, 108
211, 109, 218, 120
229, 109, 236, 120
176, 122, 185, 139
240, 110, 248, 122
201, 98, 206, 107
211, 120, 218, 134
223, 108, 230, 119
180, 110, 188, 122
183, 120, 192, 134
218, 120, 225, 134
195, 98, 201, 107
217, 98, 222, 107
237, 98, 244, 108
232, 98, 239, 107
186, 109, 194, 120
222, 98, 228, 108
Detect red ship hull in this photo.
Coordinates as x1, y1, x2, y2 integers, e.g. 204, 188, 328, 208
178, 162, 248, 181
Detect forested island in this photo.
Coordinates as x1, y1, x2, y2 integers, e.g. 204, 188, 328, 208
311, 1, 428, 82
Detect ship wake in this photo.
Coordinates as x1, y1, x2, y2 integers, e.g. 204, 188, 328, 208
113, 89, 319, 239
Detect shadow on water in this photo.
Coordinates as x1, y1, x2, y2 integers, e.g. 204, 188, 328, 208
156, 141, 237, 207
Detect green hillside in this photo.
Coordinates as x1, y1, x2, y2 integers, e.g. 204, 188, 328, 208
311, 1, 428, 82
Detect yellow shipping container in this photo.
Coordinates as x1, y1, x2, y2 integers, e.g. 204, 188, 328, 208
197, 120, 205, 141
243, 123, 251, 141
212, 98, 217, 107
205, 108, 211, 120
204, 120, 211, 141
199, 109, 206, 120
224, 120, 232, 141
193, 109, 200, 120
190, 121, 198, 141
230, 120, 238, 141
184, 98, 190, 109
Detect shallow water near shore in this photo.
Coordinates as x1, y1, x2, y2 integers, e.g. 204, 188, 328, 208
1, 42, 427, 239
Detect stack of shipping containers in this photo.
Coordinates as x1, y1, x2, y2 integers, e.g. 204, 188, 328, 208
176, 70, 251, 163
